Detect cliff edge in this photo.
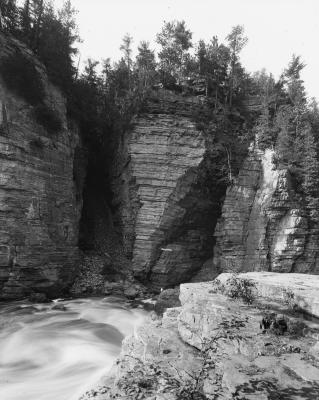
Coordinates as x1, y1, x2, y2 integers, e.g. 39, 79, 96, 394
80, 273, 319, 400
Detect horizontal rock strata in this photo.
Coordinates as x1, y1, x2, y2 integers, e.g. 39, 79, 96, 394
213, 146, 319, 275
0, 35, 82, 299
113, 90, 217, 289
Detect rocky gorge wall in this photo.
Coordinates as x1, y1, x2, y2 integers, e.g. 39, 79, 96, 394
111, 89, 222, 290
0, 35, 83, 299
212, 145, 319, 275
2, 33, 318, 301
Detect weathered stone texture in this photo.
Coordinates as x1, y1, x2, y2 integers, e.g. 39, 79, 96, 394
217, 272, 319, 318
0, 35, 82, 299
213, 145, 319, 275
80, 273, 319, 400
113, 90, 215, 289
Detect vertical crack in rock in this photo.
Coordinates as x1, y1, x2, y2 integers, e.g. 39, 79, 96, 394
213, 145, 319, 274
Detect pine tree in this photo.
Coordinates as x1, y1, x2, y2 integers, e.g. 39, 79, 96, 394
156, 20, 192, 84
30, 0, 44, 52
1, 0, 19, 34
136, 41, 156, 89
120, 33, 133, 90
226, 25, 248, 108
19, 0, 31, 44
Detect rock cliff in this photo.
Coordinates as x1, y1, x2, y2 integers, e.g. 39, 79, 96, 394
212, 145, 319, 276
0, 35, 83, 299
112, 90, 222, 290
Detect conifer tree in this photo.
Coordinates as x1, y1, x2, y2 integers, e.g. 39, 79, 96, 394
156, 20, 192, 84
226, 25, 248, 107
120, 33, 133, 90
136, 41, 156, 89
20, 0, 31, 43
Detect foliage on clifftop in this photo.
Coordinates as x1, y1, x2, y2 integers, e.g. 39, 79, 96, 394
1, 1, 319, 204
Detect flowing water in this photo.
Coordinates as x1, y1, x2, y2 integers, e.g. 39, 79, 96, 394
0, 297, 147, 400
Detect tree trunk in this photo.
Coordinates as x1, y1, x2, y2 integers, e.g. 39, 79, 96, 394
224, 145, 232, 182
33, 0, 44, 52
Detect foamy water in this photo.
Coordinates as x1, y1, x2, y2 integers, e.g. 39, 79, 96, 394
0, 297, 147, 400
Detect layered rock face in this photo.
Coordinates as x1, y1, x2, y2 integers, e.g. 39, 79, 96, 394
0, 35, 82, 299
80, 273, 319, 400
213, 145, 319, 275
113, 90, 218, 290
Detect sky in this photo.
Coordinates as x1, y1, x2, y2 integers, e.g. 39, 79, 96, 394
55, 0, 319, 100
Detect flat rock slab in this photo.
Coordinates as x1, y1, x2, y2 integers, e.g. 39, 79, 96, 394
178, 280, 319, 399
81, 275, 319, 399
216, 272, 319, 318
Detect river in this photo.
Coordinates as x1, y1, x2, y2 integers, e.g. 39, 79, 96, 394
0, 297, 147, 400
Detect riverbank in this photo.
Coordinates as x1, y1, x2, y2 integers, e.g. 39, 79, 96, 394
80, 273, 319, 400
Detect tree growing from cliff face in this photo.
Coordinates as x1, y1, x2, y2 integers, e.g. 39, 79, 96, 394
273, 55, 319, 221
251, 70, 277, 148
156, 20, 192, 85
30, 0, 45, 52
19, 0, 31, 41
0, 0, 19, 34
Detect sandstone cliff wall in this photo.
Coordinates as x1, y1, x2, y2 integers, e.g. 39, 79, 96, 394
212, 145, 319, 275
0, 35, 83, 299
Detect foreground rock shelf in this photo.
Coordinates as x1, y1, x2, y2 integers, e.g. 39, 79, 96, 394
80, 273, 319, 400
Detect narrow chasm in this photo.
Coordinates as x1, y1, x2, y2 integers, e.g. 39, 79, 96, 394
73, 144, 133, 297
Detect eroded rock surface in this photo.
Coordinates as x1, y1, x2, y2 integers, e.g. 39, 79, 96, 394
80, 273, 319, 400
212, 145, 319, 276
112, 90, 219, 290
0, 35, 83, 299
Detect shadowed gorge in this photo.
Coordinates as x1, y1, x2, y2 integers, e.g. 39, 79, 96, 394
1, 4, 319, 399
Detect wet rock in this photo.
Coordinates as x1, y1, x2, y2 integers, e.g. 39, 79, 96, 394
28, 292, 49, 303
52, 304, 67, 311
123, 286, 139, 299
154, 288, 181, 315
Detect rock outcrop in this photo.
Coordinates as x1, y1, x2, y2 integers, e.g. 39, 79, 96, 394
0, 35, 83, 299
80, 273, 319, 400
112, 90, 220, 290
212, 145, 319, 275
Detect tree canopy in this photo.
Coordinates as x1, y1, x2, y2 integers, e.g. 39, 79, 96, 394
1, 3, 318, 219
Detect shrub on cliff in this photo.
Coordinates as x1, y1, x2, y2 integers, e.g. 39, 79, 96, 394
223, 274, 256, 304
0, 52, 45, 105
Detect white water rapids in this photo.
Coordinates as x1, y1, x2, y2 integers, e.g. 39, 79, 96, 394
0, 297, 147, 400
